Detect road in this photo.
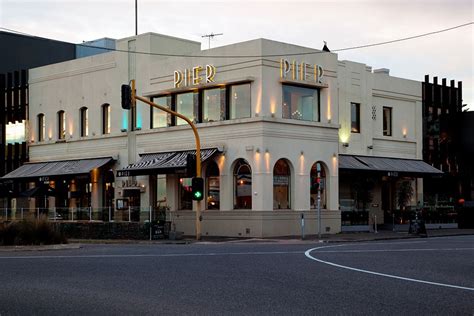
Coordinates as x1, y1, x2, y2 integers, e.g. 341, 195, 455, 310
0, 236, 473, 315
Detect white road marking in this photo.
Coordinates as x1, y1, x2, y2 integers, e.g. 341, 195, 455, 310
316, 247, 474, 253
305, 244, 474, 291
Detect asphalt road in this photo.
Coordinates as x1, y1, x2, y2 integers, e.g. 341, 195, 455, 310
0, 236, 473, 315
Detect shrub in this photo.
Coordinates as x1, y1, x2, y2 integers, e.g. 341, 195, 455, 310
0, 217, 67, 246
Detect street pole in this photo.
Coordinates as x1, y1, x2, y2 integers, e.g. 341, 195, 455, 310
316, 165, 321, 240
317, 186, 321, 240
133, 92, 202, 240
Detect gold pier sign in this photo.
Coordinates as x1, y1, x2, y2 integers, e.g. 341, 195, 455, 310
174, 65, 216, 88
280, 59, 324, 84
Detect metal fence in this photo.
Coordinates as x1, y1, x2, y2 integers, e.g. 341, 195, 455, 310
0, 206, 170, 223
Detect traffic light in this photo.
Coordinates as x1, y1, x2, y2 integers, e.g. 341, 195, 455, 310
186, 154, 196, 177
121, 84, 132, 110
192, 177, 204, 201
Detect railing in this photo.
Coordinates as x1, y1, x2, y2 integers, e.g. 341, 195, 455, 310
0, 206, 170, 223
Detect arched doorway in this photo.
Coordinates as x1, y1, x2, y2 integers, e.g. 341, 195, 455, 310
273, 159, 291, 209
233, 159, 252, 209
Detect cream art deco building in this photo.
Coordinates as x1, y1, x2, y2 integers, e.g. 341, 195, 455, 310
3, 33, 441, 237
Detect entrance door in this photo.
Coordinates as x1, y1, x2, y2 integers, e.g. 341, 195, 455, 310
382, 180, 392, 224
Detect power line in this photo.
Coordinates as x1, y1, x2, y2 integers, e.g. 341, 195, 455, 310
1, 22, 472, 59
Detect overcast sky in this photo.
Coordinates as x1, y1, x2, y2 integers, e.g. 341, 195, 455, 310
1, 0, 472, 109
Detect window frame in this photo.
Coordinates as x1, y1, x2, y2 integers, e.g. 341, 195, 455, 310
383, 106, 392, 136
149, 81, 252, 127
80, 107, 88, 137
282, 84, 321, 122
57, 110, 65, 140
37, 113, 45, 142
102, 103, 111, 135
351, 102, 361, 133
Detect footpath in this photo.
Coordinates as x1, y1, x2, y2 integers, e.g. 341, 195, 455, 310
2, 229, 473, 250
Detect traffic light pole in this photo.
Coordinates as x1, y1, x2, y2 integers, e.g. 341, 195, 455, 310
133, 92, 203, 240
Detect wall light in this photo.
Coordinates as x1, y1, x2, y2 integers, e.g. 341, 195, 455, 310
265, 148, 269, 153
300, 150, 304, 156
367, 145, 373, 150
256, 148, 260, 153
342, 142, 349, 147
255, 112, 259, 117
121, 128, 127, 132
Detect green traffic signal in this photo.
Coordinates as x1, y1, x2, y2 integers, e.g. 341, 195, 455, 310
192, 177, 204, 201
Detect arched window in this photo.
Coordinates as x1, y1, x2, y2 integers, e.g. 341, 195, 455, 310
273, 159, 291, 209
310, 162, 327, 209
57, 110, 65, 140
102, 103, 110, 134
37, 113, 45, 142
80, 107, 88, 137
206, 161, 220, 210
234, 159, 252, 209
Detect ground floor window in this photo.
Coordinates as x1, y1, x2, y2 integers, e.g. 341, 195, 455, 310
234, 159, 252, 209
179, 177, 193, 210
310, 162, 326, 209
273, 159, 291, 209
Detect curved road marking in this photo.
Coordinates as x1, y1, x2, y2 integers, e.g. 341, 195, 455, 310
305, 244, 474, 291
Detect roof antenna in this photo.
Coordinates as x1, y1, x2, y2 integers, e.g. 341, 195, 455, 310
202, 33, 223, 50
322, 41, 330, 52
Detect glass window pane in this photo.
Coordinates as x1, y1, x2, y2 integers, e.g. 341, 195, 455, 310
152, 96, 171, 128
179, 177, 193, 210
203, 88, 225, 122
230, 84, 251, 119
234, 159, 252, 209
157, 175, 167, 206
282, 85, 320, 121
273, 160, 290, 209
176, 92, 197, 126
383, 107, 392, 136
351, 103, 360, 133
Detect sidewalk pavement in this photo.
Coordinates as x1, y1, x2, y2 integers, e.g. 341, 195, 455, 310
3, 229, 473, 250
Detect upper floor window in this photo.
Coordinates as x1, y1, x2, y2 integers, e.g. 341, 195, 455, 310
351, 102, 360, 133
151, 96, 171, 129
102, 103, 111, 134
176, 92, 198, 126
383, 107, 392, 136
80, 107, 88, 137
37, 113, 45, 142
203, 88, 226, 122
230, 84, 251, 119
282, 84, 320, 122
57, 110, 66, 140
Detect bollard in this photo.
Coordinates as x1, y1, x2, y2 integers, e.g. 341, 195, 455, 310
392, 213, 395, 232
21, 208, 24, 221
374, 215, 378, 234
149, 205, 152, 241
108, 206, 112, 222
128, 206, 131, 222
37, 208, 40, 220
89, 207, 92, 222
301, 213, 305, 240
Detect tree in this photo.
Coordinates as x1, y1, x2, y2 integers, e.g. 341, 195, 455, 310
397, 180, 414, 211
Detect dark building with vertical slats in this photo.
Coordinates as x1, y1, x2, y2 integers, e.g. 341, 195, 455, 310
422, 75, 473, 203
0, 31, 76, 201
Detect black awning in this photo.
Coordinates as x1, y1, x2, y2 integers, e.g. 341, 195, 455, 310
1, 157, 114, 181
339, 154, 443, 176
117, 148, 220, 177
